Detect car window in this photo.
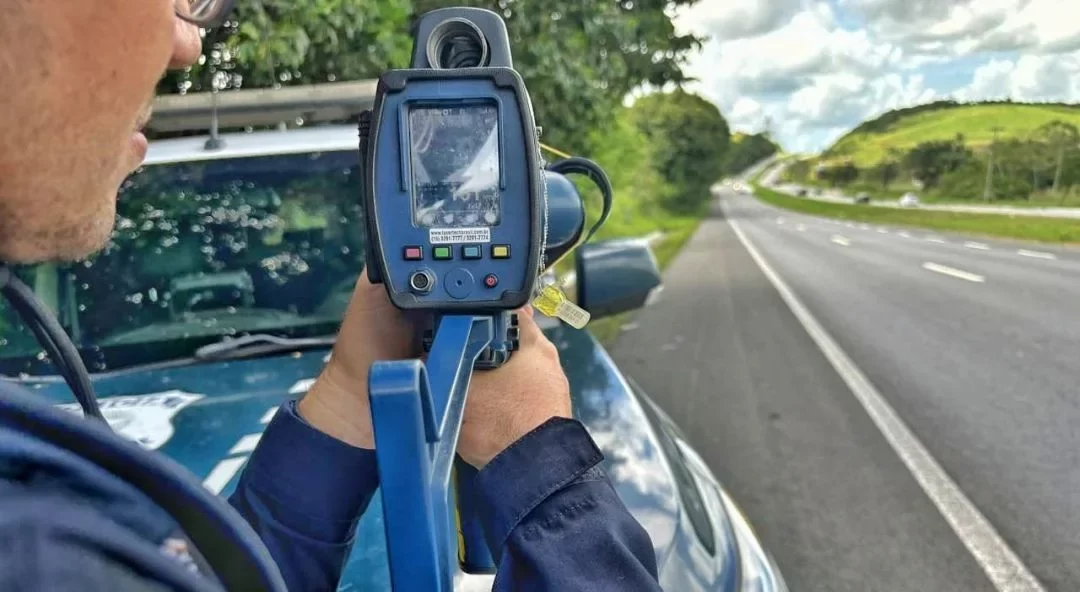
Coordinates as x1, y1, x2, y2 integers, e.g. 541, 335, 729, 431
0, 150, 367, 376
636, 389, 717, 555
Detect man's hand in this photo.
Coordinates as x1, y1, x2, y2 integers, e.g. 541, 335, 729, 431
298, 269, 419, 449
458, 306, 573, 469
298, 268, 572, 466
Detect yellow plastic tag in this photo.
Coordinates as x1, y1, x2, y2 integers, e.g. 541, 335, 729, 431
532, 283, 591, 329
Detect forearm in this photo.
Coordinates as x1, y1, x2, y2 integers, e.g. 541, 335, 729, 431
227, 400, 379, 592
475, 418, 662, 592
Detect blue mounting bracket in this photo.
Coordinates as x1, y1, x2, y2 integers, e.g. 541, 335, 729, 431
368, 314, 500, 591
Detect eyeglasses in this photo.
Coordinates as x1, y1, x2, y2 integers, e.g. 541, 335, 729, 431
175, 0, 238, 28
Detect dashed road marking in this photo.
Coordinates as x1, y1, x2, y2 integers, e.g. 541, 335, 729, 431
964, 241, 990, 251
926, 237, 946, 244
898, 231, 911, 238
877, 228, 889, 234
830, 235, 851, 247
725, 207, 1043, 592
1017, 249, 1056, 260
922, 262, 986, 283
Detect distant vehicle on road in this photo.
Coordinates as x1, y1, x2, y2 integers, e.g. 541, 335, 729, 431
899, 192, 920, 208
855, 192, 870, 205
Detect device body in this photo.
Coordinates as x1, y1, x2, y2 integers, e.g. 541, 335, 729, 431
363, 68, 543, 313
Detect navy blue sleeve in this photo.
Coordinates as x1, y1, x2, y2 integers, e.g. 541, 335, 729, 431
475, 418, 663, 592
227, 400, 379, 592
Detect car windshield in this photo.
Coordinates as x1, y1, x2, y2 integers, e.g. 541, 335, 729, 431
0, 149, 366, 377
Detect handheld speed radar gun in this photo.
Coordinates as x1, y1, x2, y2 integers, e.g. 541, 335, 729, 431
358, 7, 613, 591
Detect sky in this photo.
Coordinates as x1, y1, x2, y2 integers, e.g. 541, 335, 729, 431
672, 0, 1080, 153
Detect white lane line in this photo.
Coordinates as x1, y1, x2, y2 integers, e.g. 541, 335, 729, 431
830, 235, 851, 247
922, 262, 986, 283
260, 407, 278, 424
845, 222, 855, 228
860, 224, 871, 230
1017, 249, 1056, 260
725, 208, 1043, 592
964, 241, 990, 251
203, 457, 248, 495
926, 237, 946, 244
877, 228, 889, 234
898, 231, 911, 238
796, 224, 806, 232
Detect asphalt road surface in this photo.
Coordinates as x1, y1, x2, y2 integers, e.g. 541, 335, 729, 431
609, 189, 1080, 591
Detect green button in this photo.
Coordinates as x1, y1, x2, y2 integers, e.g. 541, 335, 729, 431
433, 246, 452, 260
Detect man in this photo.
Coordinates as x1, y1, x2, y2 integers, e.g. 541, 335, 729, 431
0, 1, 662, 590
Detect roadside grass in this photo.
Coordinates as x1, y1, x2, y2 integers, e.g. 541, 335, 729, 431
752, 184, 1080, 244
792, 177, 1080, 209
584, 216, 702, 346
825, 104, 1080, 167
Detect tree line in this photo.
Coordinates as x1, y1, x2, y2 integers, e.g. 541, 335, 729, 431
793, 120, 1080, 203
155, 0, 776, 218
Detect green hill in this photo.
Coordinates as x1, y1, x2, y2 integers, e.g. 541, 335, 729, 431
822, 100, 1080, 166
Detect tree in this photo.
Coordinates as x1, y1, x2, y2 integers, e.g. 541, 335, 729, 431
723, 133, 781, 175
628, 89, 730, 214
1037, 120, 1080, 200
903, 138, 971, 189
158, 0, 414, 95
411, 0, 705, 153
160, 0, 704, 156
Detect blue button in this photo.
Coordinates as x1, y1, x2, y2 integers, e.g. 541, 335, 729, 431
462, 245, 482, 259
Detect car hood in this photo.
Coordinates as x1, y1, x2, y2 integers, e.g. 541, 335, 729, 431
24, 324, 679, 590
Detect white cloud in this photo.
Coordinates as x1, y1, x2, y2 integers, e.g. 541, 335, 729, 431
957, 51, 1080, 102
674, 0, 803, 41
670, 0, 1080, 153
840, 0, 1080, 56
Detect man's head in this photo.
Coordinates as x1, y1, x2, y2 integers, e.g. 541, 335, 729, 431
0, 0, 203, 264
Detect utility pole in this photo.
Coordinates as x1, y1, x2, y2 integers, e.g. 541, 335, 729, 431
982, 126, 1004, 202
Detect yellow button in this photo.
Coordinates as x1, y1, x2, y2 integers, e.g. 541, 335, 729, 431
492, 245, 510, 259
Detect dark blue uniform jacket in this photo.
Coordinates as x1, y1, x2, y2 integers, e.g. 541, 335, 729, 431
0, 380, 662, 591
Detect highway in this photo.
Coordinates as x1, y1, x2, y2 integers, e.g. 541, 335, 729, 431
760, 161, 1080, 220
609, 189, 1080, 591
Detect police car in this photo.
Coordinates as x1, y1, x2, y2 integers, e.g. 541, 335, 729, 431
0, 82, 786, 591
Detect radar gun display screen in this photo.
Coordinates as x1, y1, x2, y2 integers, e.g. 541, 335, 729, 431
409, 104, 501, 228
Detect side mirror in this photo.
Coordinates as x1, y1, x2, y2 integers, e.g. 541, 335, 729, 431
575, 238, 662, 320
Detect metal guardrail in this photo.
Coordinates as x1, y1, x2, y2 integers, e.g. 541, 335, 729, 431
147, 80, 378, 134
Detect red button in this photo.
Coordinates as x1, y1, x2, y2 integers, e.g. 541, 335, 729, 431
484, 274, 498, 288
404, 246, 423, 260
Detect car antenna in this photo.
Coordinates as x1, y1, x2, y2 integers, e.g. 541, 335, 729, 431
204, 88, 225, 151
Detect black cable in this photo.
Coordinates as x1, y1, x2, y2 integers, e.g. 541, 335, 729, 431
546, 157, 614, 243
0, 265, 106, 423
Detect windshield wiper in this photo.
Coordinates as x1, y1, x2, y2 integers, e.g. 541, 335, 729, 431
193, 333, 336, 362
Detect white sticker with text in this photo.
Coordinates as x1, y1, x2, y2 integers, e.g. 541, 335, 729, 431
57, 390, 204, 450
429, 227, 491, 244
